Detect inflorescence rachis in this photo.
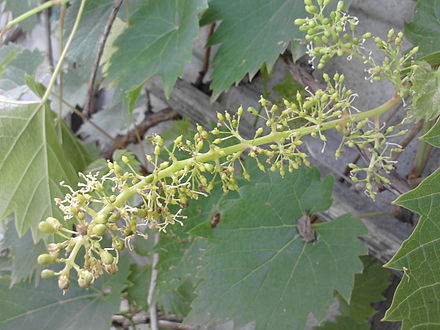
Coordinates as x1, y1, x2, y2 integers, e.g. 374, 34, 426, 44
38, 0, 424, 290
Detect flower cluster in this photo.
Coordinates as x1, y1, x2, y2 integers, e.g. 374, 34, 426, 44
37, 0, 421, 289
294, 0, 419, 97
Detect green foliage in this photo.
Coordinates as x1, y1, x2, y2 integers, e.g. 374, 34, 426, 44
108, 0, 208, 97
384, 168, 440, 328
65, 0, 113, 69
127, 264, 151, 310
421, 117, 440, 148
318, 256, 390, 329
201, 0, 307, 99
0, 46, 43, 94
0, 256, 130, 330
0, 103, 87, 239
186, 167, 367, 329
405, 0, 440, 57
2, 220, 46, 286
410, 62, 440, 120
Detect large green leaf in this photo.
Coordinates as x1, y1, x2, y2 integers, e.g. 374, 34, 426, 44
201, 0, 307, 99
185, 167, 368, 329
384, 168, 440, 328
405, 0, 440, 57
421, 117, 440, 148
154, 185, 233, 316
0, 256, 130, 330
108, 0, 208, 97
0, 103, 81, 239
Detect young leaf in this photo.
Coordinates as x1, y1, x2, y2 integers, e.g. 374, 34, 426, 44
0, 256, 130, 329
201, 0, 307, 99
185, 168, 367, 329
384, 169, 440, 328
405, 0, 440, 57
0, 103, 82, 239
108, 0, 208, 97
410, 62, 440, 120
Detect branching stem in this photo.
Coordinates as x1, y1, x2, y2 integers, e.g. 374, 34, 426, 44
97, 94, 401, 219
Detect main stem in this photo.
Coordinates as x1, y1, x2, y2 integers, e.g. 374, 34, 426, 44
41, 0, 88, 104
96, 94, 401, 219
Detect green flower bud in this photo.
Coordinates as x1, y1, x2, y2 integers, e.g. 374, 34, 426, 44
154, 145, 161, 156
41, 269, 55, 279
112, 237, 125, 251
37, 253, 57, 266
38, 217, 61, 234
78, 270, 94, 288
100, 251, 114, 265
95, 214, 107, 224
92, 224, 107, 236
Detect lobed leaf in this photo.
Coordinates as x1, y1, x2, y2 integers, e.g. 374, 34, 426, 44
0, 103, 88, 239
384, 168, 440, 328
201, 0, 307, 99
405, 0, 440, 57
108, 0, 208, 97
185, 167, 367, 329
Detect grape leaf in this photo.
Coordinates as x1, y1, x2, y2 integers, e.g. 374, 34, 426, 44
201, 0, 307, 99
185, 167, 367, 329
405, 0, 440, 57
0, 46, 44, 97
108, 0, 208, 97
318, 256, 390, 329
3, 220, 46, 286
341, 256, 390, 322
410, 61, 440, 120
317, 316, 369, 330
4, 0, 39, 32
384, 168, 440, 329
0, 256, 129, 330
0, 103, 82, 239
65, 0, 113, 67
421, 117, 440, 148
126, 264, 151, 310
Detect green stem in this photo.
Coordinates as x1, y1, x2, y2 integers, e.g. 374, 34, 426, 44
41, 0, 88, 104
96, 94, 401, 219
1, 0, 68, 35
63, 236, 86, 273
408, 120, 434, 184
